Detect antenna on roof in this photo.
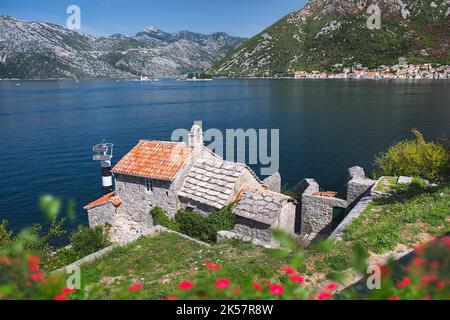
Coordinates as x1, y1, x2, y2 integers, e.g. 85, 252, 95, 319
93, 142, 114, 194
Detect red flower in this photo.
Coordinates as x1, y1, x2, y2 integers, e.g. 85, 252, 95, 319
289, 275, 305, 285
30, 272, 43, 282
27, 255, 41, 267
215, 278, 230, 289
317, 292, 333, 300
375, 263, 390, 278
61, 287, 76, 295
25, 281, 32, 287
414, 244, 424, 254
166, 296, 177, 300
252, 280, 263, 292
178, 281, 194, 290
430, 260, 440, 270
205, 261, 221, 271
30, 264, 41, 273
269, 284, 284, 296
422, 274, 437, 285
436, 280, 445, 289
281, 265, 296, 275
128, 282, 143, 292
232, 287, 241, 295
412, 257, 425, 266
325, 282, 339, 291
442, 235, 450, 246
396, 277, 411, 288
53, 295, 69, 301
388, 296, 400, 301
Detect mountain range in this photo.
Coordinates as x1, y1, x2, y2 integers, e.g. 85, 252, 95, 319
0, 15, 246, 79
211, 0, 450, 76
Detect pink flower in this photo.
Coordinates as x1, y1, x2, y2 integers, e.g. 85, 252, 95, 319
269, 284, 284, 296
166, 296, 177, 300
325, 282, 339, 291
178, 281, 194, 290
205, 261, 221, 271
128, 282, 143, 292
388, 296, 400, 301
53, 295, 69, 301
289, 275, 305, 285
396, 277, 411, 288
317, 292, 333, 300
252, 280, 263, 292
61, 287, 76, 295
436, 280, 445, 289
281, 265, 296, 275
215, 278, 230, 289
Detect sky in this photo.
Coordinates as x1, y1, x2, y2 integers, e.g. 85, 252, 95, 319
0, 0, 307, 38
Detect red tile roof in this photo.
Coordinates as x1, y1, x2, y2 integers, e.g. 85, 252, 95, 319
112, 140, 191, 180
312, 191, 338, 198
84, 192, 119, 210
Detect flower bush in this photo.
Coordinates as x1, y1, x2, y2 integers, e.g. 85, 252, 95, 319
167, 232, 449, 300
0, 233, 74, 300
363, 235, 449, 300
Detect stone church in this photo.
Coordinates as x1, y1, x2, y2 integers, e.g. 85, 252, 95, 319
84, 124, 295, 243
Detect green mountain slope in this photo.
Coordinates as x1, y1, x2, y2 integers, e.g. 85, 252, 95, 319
211, 0, 450, 76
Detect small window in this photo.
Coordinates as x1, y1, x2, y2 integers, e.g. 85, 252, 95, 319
145, 179, 153, 192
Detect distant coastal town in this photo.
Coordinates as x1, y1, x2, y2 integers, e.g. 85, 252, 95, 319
293, 59, 450, 80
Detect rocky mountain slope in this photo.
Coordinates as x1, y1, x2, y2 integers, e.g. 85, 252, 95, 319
0, 16, 246, 79
211, 0, 450, 76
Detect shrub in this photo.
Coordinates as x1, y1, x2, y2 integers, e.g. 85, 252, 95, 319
150, 205, 236, 243
175, 210, 211, 242
150, 206, 180, 232
206, 205, 237, 239
42, 247, 80, 272
0, 220, 12, 248
69, 226, 110, 257
375, 129, 450, 182
326, 254, 352, 271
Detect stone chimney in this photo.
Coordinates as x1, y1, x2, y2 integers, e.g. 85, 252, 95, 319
188, 122, 204, 148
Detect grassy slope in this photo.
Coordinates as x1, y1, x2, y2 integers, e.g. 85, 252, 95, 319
69, 182, 450, 299
71, 232, 290, 300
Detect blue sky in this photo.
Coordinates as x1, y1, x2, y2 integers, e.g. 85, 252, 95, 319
0, 0, 307, 37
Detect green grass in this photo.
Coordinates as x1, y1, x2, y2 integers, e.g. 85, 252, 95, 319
343, 182, 450, 254
374, 176, 399, 193
67, 232, 290, 300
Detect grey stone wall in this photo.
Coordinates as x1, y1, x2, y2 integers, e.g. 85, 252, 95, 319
87, 202, 115, 228
233, 216, 273, 244
346, 166, 376, 207
272, 202, 297, 234
115, 173, 178, 217
298, 178, 347, 236
178, 196, 217, 216
263, 172, 281, 193
301, 194, 347, 235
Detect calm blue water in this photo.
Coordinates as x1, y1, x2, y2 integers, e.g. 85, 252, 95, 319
0, 79, 449, 233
